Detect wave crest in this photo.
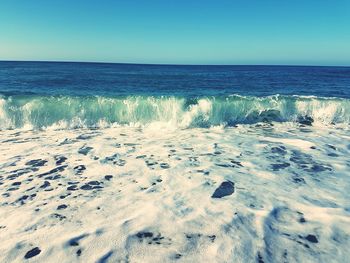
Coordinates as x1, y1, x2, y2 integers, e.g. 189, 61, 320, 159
0, 95, 349, 130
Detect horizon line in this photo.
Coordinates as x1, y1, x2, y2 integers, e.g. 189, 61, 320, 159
0, 59, 349, 68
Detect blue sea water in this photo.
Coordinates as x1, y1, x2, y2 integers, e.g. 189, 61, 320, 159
0, 61, 349, 129
1, 61, 350, 97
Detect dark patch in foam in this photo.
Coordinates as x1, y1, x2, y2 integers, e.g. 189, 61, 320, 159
208, 235, 216, 242
327, 144, 337, 150
327, 152, 339, 157
25, 159, 48, 167
102, 153, 126, 166
124, 142, 139, 146
230, 160, 243, 167
67, 234, 89, 247
77, 134, 95, 140
290, 150, 332, 173
257, 251, 265, 263
97, 251, 113, 263
212, 181, 235, 198
24, 247, 41, 259
292, 175, 306, 184
67, 185, 78, 191
80, 181, 103, 190
215, 159, 243, 169
40, 181, 50, 189
59, 138, 76, 145
60, 194, 71, 199
271, 163, 290, 171
144, 157, 158, 169
78, 146, 93, 155
57, 204, 67, 210
55, 156, 67, 165
7, 167, 39, 180
38, 165, 67, 178
8, 187, 19, 191
271, 146, 287, 155
104, 175, 113, 181
51, 213, 66, 220
308, 164, 332, 172
74, 165, 86, 175
290, 151, 313, 165
132, 231, 171, 246
160, 163, 170, 169
304, 234, 318, 243
16, 194, 36, 205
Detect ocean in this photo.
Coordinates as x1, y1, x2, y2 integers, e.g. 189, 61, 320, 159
0, 61, 350, 262
1, 61, 350, 129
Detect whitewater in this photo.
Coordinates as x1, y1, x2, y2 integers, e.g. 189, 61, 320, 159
1, 95, 350, 130
1, 122, 349, 262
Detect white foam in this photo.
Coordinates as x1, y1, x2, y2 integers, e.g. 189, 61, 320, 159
0, 123, 349, 262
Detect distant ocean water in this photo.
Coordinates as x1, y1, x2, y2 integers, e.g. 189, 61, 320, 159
0, 61, 349, 129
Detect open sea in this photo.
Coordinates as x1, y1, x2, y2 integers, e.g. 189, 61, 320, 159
0, 61, 350, 262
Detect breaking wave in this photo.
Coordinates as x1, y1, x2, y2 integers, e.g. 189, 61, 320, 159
0, 94, 349, 130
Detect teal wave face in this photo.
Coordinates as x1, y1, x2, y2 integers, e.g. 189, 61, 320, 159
0, 95, 349, 129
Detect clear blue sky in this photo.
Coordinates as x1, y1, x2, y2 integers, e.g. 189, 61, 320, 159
0, 0, 349, 65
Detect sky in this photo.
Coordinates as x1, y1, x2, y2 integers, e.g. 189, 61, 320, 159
0, 0, 349, 66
